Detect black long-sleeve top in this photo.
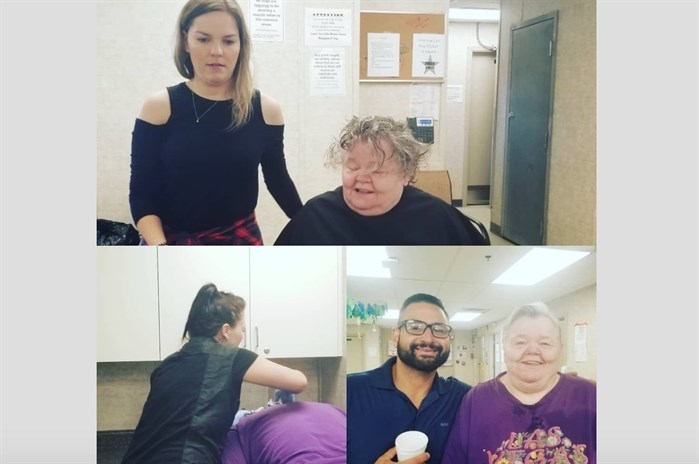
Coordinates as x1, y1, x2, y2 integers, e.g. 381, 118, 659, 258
129, 83, 302, 232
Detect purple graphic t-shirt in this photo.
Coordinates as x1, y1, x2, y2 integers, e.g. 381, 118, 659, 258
442, 373, 596, 464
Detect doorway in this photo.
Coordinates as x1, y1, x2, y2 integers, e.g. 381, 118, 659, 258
502, 11, 558, 245
346, 336, 365, 374
463, 49, 497, 205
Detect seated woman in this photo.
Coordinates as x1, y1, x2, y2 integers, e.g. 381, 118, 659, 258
442, 302, 596, 464
274, 116, 490, 245
223, 402, 346, 464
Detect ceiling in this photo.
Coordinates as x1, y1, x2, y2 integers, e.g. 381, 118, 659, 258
346, 246, 596, 331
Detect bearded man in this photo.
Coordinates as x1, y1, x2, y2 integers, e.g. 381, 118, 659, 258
347, 293, 471, 464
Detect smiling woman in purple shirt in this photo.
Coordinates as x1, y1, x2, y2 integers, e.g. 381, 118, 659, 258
442, 302, 596, 464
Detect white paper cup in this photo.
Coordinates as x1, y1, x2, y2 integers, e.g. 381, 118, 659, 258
395, 430, 429, 461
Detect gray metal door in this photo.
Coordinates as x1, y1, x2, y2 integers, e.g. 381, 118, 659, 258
502, 12, 558, 245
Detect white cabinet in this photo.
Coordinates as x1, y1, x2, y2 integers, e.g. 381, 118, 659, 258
97, 248, 160, 362
248, 247, 344, 358
97, 247, 345, 362
157, 247, 250, 359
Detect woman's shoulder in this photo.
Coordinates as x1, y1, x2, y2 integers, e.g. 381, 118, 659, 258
138, 87, 173, 125
469, 376, 503, 396
561, 373, 596, 391
404, 185, 453, 208
309, 188, 351, 218
234, 346, 259, 363
283, 187, 342, 222
259, 91, 284, 126
401, 185, 469, 219
302, 187, 343, 208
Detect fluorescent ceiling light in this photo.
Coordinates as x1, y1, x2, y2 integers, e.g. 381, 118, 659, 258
346, 246, 392, 278
493, 248, 590, 286
381, 309, 400, 320
450, 310, 482, 322
449, 8, 499, 22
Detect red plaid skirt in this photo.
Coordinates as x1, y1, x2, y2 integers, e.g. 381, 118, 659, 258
142, 213, 263, 245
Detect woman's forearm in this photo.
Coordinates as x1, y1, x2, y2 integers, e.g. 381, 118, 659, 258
136, 215, 167, 245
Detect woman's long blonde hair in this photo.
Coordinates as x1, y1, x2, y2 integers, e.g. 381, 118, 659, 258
174, 0, 253, 129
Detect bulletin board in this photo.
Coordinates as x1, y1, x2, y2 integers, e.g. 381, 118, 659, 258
360, 12, 446, 82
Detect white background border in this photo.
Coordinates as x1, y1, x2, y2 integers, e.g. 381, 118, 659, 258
1, 0, 697, 461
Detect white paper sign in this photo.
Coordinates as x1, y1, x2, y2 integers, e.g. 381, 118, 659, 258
447, 85, 464, 103
412, 33, 446, 77
305, 9, 352, 47
310, 48, 345, 96
250, 0, 284, 43
409, 83, 440, 118
367, 33, 400, 77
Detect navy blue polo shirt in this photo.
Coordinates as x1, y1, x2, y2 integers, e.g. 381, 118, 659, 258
347, 357, 471, 464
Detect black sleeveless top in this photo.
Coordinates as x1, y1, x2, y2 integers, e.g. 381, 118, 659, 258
121, 337, 258, 464
129, 83, 302, 232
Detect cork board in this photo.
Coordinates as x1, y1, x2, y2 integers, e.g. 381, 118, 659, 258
360, 12, 446, 81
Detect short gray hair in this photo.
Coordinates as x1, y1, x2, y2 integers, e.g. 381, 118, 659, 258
502, 302, 562, 341
324, 116, 429, 182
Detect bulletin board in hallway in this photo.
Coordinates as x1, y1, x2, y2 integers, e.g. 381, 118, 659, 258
360, 12, 446, 81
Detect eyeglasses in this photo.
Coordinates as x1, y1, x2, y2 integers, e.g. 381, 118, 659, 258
398, 319, 453, 339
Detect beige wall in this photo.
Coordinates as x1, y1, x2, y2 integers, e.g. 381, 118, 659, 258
97, 356, 345, 431
491, 0, 596, 244
548, 284, 597, 380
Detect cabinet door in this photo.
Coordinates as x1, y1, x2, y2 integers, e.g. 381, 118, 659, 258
97, 248, 160, 362
249, 247, 344, 358
158, 247, 250, 359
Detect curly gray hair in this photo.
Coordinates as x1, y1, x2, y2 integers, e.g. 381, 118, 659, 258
324, 116, 429, 182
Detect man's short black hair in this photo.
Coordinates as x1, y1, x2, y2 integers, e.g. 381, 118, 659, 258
399, 293, 450, 321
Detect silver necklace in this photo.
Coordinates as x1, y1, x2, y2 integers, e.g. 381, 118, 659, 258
191, 91, 219, 123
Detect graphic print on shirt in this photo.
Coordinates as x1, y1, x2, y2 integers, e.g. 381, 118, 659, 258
485, 426, 589, 464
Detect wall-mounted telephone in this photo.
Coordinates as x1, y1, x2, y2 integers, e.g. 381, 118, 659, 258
407, 117, 435, 144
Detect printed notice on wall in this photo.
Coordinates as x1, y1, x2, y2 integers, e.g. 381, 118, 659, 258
447, 85, 464, 103
310, 48, 345, 96
250, 0, 284, 43
412, 33, 446, 77
367, 33, 399, 77
409, 83, 440, 118
305, 9, 352, 47
574, 323, 588, 362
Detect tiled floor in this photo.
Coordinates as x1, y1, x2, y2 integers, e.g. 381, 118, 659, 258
459, 205, 515, 246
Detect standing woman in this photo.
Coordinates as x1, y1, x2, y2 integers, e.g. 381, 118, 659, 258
129, 0, 303, 245
442, 302, 596, 464
121, 283, 307, 463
